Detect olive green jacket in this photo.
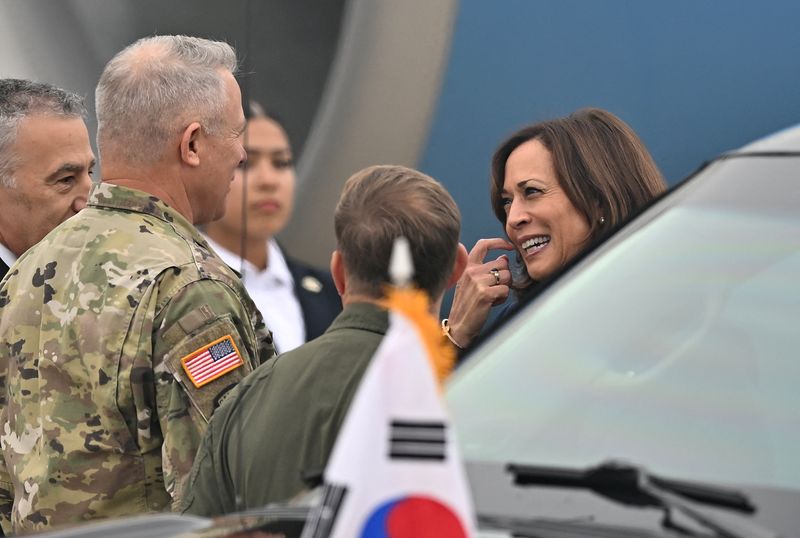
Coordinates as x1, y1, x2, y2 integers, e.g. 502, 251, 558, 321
0, 183, 274, 534
182, 302, 389, 517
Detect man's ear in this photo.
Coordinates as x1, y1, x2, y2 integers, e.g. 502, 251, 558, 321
180, 122, 203, 167
331, 250, 346, 296
446, 242, 469, 288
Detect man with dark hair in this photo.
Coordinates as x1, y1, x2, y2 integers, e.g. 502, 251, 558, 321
0, 79, 94, 278
0, 36, 274, 534
183, 164, 468, 516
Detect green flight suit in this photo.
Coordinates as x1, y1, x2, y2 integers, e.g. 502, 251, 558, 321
0, 183, 274, 534
182, 302, 388, 516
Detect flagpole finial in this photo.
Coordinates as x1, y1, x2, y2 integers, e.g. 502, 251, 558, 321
389, 236, 414, 287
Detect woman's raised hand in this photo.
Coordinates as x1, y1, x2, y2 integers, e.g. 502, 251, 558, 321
446, 237, 514, 349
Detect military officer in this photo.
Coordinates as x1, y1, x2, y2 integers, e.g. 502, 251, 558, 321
0, 78, 94, 279
182, 165, 467, 515
0, 35, 274, 534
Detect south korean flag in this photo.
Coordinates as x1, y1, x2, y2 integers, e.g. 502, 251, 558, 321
302, 309, 476, 538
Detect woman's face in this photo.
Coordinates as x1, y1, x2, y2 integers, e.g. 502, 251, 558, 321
501, 138, 590, 282
212, 117, 295, 241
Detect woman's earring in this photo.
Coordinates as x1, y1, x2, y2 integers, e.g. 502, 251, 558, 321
599, 216, 606, 225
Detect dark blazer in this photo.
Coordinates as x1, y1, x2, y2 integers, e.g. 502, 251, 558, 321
285, 255, 342, 341
0, 257, 9, 281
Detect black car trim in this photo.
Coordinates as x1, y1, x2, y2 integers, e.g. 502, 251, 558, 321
508, 461, 765, 538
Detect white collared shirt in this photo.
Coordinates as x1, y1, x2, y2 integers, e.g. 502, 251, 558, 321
0, 242, 17, 272
204, 236, 305, 353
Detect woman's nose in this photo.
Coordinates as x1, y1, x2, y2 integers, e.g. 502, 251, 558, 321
506, 199, 530, 228
250, 158, 278, 188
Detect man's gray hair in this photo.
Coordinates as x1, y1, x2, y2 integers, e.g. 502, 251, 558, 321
0, 79, 86, 188
95, 35, 238, 165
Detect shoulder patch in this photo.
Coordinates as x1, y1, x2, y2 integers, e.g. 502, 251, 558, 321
181, 335, 244, 388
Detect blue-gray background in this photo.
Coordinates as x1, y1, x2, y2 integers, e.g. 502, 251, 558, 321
421, 0, 800, 253
3, 0, 799, 306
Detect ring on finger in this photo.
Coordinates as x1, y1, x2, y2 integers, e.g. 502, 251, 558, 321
489, 268, 501, 286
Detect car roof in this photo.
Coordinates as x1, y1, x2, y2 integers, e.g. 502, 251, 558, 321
734, 123, 800, 153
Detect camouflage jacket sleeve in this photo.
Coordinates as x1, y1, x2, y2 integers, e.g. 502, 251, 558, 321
0, 392, 11, 535
180, 357, 277, 517
0, 280, 12, 533
178, 409, 228, 517
151, 275, 275, 510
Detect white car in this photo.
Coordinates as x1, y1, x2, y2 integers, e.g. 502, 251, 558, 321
447, 124, 800, 538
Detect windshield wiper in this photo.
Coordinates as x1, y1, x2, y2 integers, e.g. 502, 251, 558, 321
507, 460, 774, 538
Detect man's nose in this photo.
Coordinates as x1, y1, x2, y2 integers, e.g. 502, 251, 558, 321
72, 173, 92, 212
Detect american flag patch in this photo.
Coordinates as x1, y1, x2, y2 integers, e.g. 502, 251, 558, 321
180, 335, 244, 388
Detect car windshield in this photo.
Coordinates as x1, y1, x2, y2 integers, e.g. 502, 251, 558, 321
447, 155, 800, 492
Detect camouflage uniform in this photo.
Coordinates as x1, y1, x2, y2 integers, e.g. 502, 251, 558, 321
183, 302, 389, 516
0, 183, 274, 534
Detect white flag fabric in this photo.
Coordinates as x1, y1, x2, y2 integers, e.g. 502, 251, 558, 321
310, 310, 476, 538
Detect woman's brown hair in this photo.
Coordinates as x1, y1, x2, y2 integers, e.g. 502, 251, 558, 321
490, 108, 667, 287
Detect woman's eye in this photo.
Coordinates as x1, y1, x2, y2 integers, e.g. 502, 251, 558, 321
524, 186, 542, 197
273, 158, 294, 169
501, 197, 512, 209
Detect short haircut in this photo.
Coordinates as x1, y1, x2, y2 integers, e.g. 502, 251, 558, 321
95, 35, 238, 166
0, 79, 86, 188
334, 165, 461, 298
490, 108, 667, 286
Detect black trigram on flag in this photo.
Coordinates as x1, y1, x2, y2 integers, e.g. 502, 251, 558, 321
388, 420, 447, 461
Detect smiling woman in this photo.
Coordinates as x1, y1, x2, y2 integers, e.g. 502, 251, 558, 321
447, 127, 800, 536
444, 108, 667, 350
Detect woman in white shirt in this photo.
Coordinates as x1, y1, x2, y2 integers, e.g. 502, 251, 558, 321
204, 103, 341, 353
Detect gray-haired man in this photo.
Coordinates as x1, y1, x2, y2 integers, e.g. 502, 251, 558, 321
0, 79, 94, 279
0, 36, 274, 533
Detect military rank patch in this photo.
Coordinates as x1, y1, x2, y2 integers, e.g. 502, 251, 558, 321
181, 334, 244, 388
